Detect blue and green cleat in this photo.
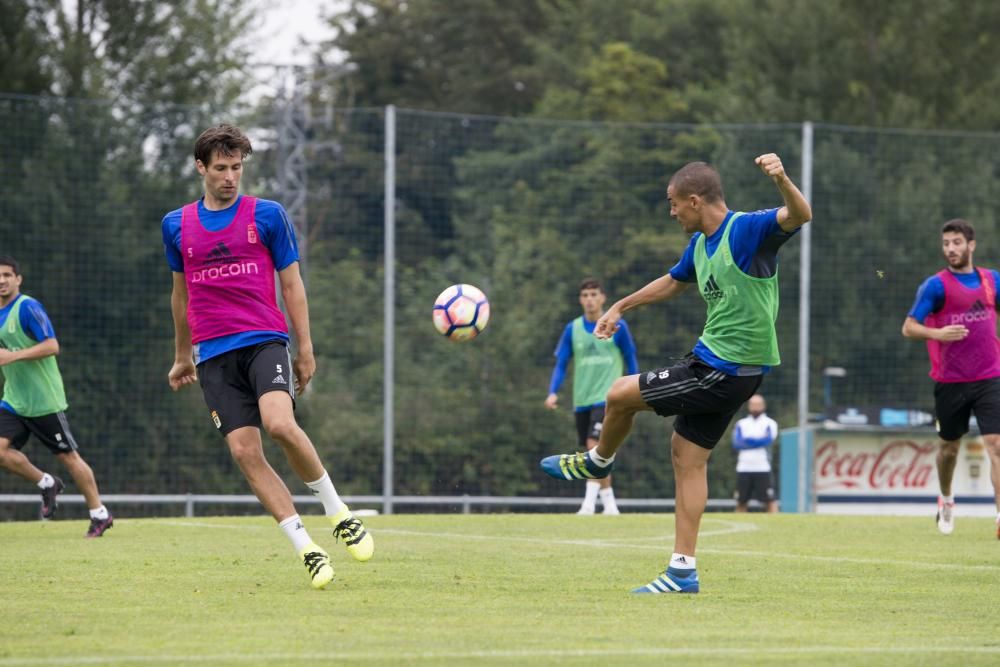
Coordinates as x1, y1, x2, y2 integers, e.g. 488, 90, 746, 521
632, 567, 700, 594
539, 451, 613, 481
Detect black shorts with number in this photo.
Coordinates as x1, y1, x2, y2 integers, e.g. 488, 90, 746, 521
639, 355, 763, 450
934, 378, 1000, 441
737, 471, 775, 505
574, 405, 606, 449
0, 409, 80, 455
198, 341, 295, 436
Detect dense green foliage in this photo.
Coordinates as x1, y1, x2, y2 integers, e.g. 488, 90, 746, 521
1, 0, 999, 509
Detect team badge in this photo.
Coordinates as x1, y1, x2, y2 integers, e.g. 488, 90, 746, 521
247, 225, 257, 244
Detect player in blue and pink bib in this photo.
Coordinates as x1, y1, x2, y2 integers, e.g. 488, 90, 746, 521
162, 124, 373, 589
903, 218, 1000, 539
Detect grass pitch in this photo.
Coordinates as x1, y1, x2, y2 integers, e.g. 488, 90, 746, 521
1, 512, 998, 666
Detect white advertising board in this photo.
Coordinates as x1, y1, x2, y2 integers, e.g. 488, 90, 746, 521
813, 430, 995, 516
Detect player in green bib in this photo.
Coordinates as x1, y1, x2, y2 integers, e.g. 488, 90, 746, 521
545, 279, 638, 514
541, 155, 811, 593
0, 256, 113, 536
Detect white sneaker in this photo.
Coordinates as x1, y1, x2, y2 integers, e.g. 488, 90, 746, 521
601, 505, 621, 515
576, 505, 595, 515
936, 497, 955, 535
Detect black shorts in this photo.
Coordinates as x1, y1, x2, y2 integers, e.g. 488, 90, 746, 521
934, 378, 1000, 440
737, 471, 775, 505
639, 356, 763, 449
0, 409, 80, 455
574, 406, 606, 449
198, 341, 295, 436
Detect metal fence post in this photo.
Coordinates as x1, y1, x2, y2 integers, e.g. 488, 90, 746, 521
383, 105, 397, 515
797, 121, 814, 513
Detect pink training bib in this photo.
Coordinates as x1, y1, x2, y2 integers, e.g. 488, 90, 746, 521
925, 268, 1000, 383
181, 196, 288, 344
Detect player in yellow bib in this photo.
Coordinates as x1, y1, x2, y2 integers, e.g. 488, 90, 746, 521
541, 155, 811, 593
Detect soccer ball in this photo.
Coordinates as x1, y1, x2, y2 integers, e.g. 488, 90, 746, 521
432, 284, 490, 341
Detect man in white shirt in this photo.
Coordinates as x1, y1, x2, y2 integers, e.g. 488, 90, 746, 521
731, 394, 778, 513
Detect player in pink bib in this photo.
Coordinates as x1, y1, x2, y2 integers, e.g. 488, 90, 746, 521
163, 124, 374, 589
903, 218, 1000, 539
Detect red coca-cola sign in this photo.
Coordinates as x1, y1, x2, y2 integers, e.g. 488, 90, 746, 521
815, 438, 936, 493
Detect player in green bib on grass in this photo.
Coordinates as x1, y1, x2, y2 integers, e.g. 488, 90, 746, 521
0, 256, 113, 536
545, 278, 638, 514
540, 154, 811, 593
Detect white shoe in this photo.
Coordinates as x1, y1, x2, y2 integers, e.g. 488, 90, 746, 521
601, 505, 620, 515
936, 497, 955, 535
576, 505, 595, 515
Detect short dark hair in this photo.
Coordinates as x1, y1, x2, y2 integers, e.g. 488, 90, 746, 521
941, 218, 975, 242
668, 161, 724, 203
579, 278, 603, 293
194, 124, 253, 166
0, 255, 19, 275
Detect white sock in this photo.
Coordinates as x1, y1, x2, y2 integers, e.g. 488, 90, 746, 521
305, 471, 346, 517
942, 494, 955, 504
599, 487, 618, 509
279, 514, 313, 553
581, 481, 599, 509
37, 473, 55, 490
587, 449, 615, 467
670, 553, 696, 570
89, 505, 109, 520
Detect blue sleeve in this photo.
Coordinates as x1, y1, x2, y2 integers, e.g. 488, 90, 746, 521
614, 319, 639, 375
19, 299, 56, 342
908, 276, 945, 323
669, 235, 699, 282
548, 323, 573, 394
256, 200, 300, 271
728, 208, 784, 270
161, 209, 184, 272
993, 271, 1000, 310
732, 421, 774, 450
732, 423, 745, 449
734, 435, 772, 450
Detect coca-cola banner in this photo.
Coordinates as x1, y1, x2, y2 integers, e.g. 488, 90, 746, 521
814, 431, 995, 515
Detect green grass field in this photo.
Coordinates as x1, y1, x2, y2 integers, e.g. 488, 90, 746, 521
1, 513, 998, 666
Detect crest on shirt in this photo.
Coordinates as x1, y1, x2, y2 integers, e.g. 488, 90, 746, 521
247, 225, 257, 244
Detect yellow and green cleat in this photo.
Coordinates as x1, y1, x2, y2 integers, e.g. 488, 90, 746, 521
299, 543, 334, 589
331, 508, 374, 562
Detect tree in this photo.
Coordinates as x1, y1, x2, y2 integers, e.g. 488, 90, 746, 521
0, 1, 263, 510
324, 0, 548, 115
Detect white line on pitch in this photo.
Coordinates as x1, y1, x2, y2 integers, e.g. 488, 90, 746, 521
3, 646, 1000, 665
145, 519, 1000, 572
373, 528, 1000, 572
149, 517, 756, 539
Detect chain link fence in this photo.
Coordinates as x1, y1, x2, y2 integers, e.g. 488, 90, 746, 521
2, 94, 998, 518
